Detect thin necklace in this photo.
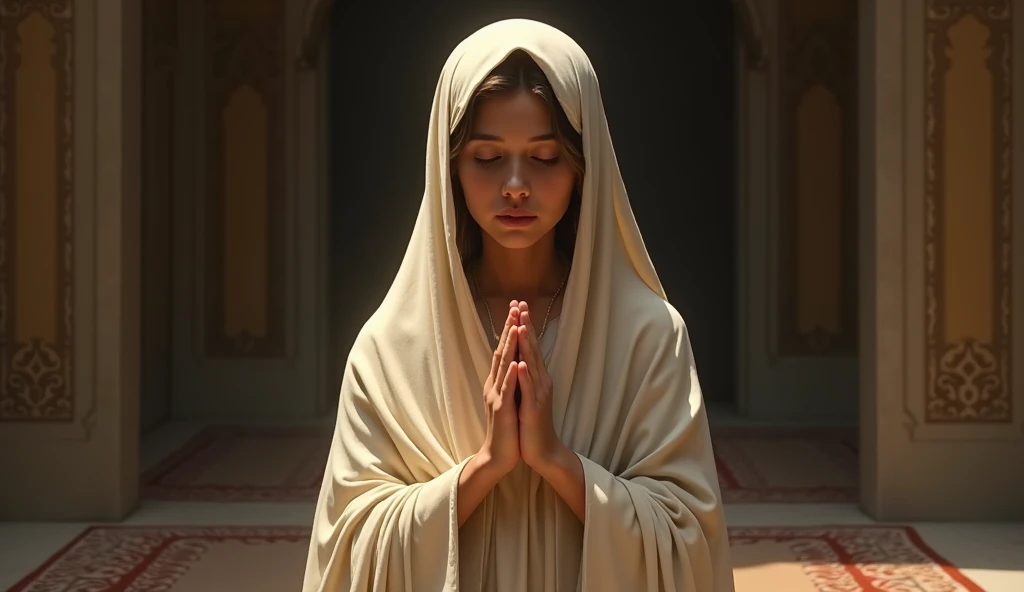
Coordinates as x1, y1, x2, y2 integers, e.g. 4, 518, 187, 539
473, 264, 568, 345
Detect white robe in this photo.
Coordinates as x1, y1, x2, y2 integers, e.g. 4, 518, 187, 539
302, 18, 735, 592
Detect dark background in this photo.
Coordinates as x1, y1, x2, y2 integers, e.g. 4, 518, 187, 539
328, 3, 738, 405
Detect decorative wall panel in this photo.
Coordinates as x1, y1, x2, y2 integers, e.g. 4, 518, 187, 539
204, 0, 286, 357
924, 0, 1013, 422
778, 0, 859, 356
0, 1, 74, 420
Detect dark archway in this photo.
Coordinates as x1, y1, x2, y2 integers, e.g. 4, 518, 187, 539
321, 4, 742, 408
297, 0, 765, 69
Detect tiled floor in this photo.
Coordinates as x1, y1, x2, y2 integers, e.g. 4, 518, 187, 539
1, 417, 1022, 591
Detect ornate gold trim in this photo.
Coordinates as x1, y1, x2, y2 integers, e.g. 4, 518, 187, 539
777, 0, 859, 357
924, 0, 1013, 422
204, 0, 287, 358
0, 0, 75, 421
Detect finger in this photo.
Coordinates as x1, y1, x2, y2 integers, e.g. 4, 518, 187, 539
522, 308, 540, 348
526, 309, 543, 367
489, 307, 516, 380
519, 312, 541, 381
517, 322, 537, 380
517, 361, 535, 408
502, 325, 520, 371
518, 301, 529, 321
489, 307, 512, 374
501, 358, 519, 400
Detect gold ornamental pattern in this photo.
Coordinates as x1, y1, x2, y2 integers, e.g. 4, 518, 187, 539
0, 0, 75, 420
924, 0, 1013, 422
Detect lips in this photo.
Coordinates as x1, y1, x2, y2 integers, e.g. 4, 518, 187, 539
497, 209, 535, 218
496, 214, 537, 227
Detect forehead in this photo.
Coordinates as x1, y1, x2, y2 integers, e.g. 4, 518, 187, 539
471, 90, 553, 135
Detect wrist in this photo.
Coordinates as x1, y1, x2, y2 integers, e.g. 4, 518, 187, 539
458, 448, 512, 527
533, 443, 588, 524
534, 443, 575, 481
471, 448, 515, 481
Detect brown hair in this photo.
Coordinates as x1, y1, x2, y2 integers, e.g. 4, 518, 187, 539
449, 50, 585, 271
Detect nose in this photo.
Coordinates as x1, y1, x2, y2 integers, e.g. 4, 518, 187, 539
501, 158, 530, 200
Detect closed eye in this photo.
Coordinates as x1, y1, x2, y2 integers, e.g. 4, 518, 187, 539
472, 155, 560, 166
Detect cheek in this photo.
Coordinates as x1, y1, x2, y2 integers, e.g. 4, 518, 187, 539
456, 165, 497, 221
538, 167, 576, 213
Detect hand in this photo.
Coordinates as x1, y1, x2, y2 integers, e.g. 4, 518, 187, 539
516, 301, 565, 471
479, 302, 522, 475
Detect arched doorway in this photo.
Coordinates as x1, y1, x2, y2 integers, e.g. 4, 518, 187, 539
317, 1, 747, 414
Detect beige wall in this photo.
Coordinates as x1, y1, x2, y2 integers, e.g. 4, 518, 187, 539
163, 0, 325, 420
1, 0, 1021, 522
776, 0, 859, 360
860, 0, 1024, 520
0, 0, 141, 520
737, 0, 860, 421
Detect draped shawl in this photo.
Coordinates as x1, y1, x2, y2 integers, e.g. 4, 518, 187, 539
303, 18, 734, 592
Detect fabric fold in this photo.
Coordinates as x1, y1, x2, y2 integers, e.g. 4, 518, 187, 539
303, 18, 734, 592
303, 334, 473, 592
574, 301, 731, 592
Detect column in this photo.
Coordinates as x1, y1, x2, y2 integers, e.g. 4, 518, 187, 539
860, 0, 1024, 520
0, 0, 141, 521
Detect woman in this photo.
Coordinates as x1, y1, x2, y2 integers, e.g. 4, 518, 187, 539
303, 19, 734, 592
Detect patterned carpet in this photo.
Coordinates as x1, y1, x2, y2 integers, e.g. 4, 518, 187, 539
729, 526, 983, 591
713, 427, 859, 503
12, 427, 985, 591
7, 527, 310, 592
8, 526, 982, 591
141, 425, 332, 502
141, 425, 859, 504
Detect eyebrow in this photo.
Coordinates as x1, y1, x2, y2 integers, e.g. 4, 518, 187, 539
468, 132, 557, 142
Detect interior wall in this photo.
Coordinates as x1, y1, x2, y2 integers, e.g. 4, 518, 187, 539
154, 0, 322, 421
140, 0, 177, 434
736, 0, 861, 422
602, 7, 738, 404
861, 0, 1024, 521
327, 2, 737, 404
0, 0, 142, 521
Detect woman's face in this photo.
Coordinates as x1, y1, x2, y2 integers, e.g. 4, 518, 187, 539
456, 90, 576, 251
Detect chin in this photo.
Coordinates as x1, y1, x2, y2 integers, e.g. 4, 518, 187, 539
489, 232, 544, 250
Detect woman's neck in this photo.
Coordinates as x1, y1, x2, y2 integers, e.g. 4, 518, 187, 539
475, 235, 564, 300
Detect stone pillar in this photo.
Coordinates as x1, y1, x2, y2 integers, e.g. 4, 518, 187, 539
0, 0, 141, 520
860, 0, 1024, 520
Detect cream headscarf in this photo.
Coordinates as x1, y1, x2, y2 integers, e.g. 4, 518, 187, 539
303, 19, 734, 592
